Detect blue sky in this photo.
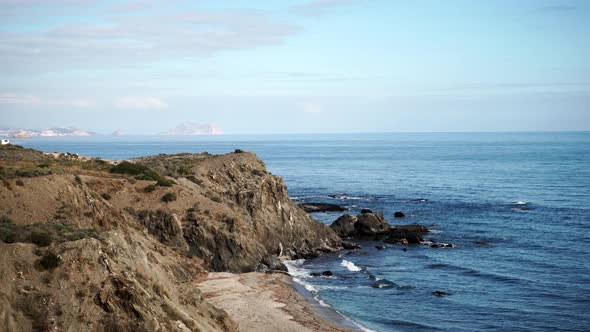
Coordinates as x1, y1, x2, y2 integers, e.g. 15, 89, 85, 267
0, 0, 589, 134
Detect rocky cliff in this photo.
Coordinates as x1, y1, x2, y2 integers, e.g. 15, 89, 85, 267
0, 145, 342, 331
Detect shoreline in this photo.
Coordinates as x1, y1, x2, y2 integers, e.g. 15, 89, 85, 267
197, 272, 361, 332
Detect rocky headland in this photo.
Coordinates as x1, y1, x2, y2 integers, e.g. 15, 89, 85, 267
0, 144, 344, 331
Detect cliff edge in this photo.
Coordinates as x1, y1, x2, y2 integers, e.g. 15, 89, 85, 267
0, 145, 341, 331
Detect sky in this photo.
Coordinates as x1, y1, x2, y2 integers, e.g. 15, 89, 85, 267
0, 0, 589, 134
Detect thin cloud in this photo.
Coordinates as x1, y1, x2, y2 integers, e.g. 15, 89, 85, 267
0, 92, 94, 108
115, 96, 169, 110
0, 7, 300, 72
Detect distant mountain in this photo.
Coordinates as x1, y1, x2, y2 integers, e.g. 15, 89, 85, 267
0, 127, 96, 138
161, 122, 223, 136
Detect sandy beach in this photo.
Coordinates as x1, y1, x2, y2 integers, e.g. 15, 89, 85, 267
197, 272, 357, 332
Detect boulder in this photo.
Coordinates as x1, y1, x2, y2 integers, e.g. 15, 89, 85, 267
360, 209, 373, 214
384, 224, 428, 244
298, 203, 346, 213
393, 211, 405, 218
342, 240, 362, 250
330, 214, 358, 237
354, 213, 391, 236
322, 271, 334, 277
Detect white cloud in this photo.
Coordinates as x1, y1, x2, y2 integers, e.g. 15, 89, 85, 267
115, 96, 168, 110
0, 7, 300, 72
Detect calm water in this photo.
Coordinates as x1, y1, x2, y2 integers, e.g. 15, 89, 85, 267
12, 132, 590, 332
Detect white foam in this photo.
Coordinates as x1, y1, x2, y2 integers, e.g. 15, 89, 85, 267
283, 259, 308, 278
340, 260, 362, 272
513, 201, 528, 205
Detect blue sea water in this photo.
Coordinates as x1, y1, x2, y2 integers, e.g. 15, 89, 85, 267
11, 132, 590, 332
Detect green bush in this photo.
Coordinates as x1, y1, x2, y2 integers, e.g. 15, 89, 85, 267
186, 175, 203, 186
101, 193, 112, 200
156, 179, 176, 187
251, 169, 263, 176
74, 175, 82, 185
234, 149, 244, 153
144, 184, 156, 193
38, 252, 61, 270
30, 231, 52, 247
161, 192, 177, 203
111, 161, 163, 181
211, 196, 222, 203
15, 167, 54, 178
110, 161, 148, 175
15, 179, 25, 186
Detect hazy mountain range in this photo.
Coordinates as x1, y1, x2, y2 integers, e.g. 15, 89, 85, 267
0, 122, 223, 138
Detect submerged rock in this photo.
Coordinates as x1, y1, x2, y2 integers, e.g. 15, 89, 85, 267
432, 291, 449, 297
375, 245, 385, 250
298, 202, 346, 213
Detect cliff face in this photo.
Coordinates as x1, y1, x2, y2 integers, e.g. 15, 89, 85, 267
132, 151, 342, 272
0, 145, 341, 331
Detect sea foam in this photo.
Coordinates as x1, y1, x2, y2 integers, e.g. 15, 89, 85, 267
340, 260, 362, 272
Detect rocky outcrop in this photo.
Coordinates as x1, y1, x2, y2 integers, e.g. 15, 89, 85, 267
384, 225, 429, 244
354, 213, 391, 236
329, 209, 429, 244
298, 203, 346, 213
330, 214, 357, 237
330, 212, 391, 237
0, 145, 344, 330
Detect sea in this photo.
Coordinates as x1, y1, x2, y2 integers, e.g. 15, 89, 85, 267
10, 132, 590, 332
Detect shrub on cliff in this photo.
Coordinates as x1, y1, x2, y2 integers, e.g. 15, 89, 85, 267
161, 192, 177, 203
101, 193, 112, 200
38, 252, 61, 270
144, 184, 156, 193
111, 161, 163, 181
186, 175, 203, 186
156, 179, 176, 187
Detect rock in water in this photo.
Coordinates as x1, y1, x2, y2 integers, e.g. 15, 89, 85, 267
384, 224, 429, 244
360, 209, 373, 214
393, 211, 406, 218
330, 214, 358, 237
433, 291, 449, 297
298, 202, 346, 213
342, 240, 362, 249
354, 213, 391, 236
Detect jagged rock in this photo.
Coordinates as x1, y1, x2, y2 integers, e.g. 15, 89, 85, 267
342, 241, 361, 250
137, 210, 189, 252
298, 203, 346, 213
354, 213, 391, 236
375, 245, 385, 250
393, 211, 405, 218
322, 271, 334, 277
330, 214, 358, 237
384, 224, 429, 244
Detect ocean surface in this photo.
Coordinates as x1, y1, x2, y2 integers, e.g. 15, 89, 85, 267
11, 132, 590, 332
